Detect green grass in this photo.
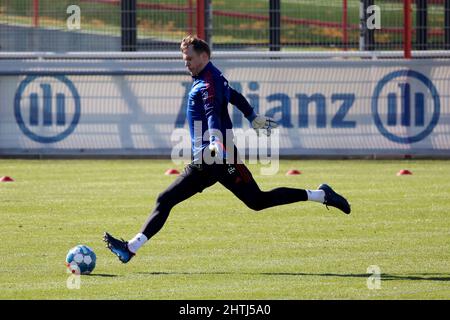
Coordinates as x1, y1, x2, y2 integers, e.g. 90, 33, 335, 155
0, 159, 449, 299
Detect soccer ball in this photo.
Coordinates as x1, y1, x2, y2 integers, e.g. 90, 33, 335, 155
66, 245, 96, 275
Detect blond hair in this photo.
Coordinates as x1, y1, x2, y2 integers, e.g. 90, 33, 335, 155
180, 35, 211, 58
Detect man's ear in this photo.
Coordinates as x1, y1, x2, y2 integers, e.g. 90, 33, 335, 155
201, 52, 209, 62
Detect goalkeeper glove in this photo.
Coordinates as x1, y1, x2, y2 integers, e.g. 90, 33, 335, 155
208, 135, 226, 159
251, 114, 279, 136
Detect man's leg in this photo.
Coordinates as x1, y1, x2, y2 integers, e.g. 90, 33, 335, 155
104, 163, 218, 262
219, 163, 350, 213
138, 164, 217, 240
219, 163, 308, 211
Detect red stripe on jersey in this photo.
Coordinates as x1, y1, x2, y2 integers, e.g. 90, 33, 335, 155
204, 70, 215, 105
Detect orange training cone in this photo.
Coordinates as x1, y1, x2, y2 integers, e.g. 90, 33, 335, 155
0, 176, 14, 182
286, 169, 301, 176
397, 169, 412, 176
165, 169, 180, 175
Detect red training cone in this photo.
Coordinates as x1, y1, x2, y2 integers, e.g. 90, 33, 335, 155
0, 176, 14, 182
165, 169, 180, 175
286, 169, 301, 176
397, 169, 412, 176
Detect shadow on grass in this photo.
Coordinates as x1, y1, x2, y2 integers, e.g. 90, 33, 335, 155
137, 271, 450, 282
86, 273, 118, 278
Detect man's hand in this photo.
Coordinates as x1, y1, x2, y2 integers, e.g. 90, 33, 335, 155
208, 135, 226, 159
251, 115, 279, 136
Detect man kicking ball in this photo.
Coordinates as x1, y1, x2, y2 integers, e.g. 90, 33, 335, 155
103, 35, 351, 263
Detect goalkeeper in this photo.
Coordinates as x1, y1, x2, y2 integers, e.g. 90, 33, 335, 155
104, 36, 351, 263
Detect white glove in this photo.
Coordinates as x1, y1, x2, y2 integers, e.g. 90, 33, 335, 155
251, 115, 279, 136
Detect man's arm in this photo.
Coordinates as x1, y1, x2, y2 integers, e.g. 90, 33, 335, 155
229, 87, 279, 136
229, 87, 257, 122
201, 83, 226, 159
201, 84, 222, 138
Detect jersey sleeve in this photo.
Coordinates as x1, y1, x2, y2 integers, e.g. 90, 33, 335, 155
200, 81, 223, 138
229, 87, 257, 122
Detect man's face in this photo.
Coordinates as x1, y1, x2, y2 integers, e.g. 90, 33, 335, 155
182, 45, 208, 76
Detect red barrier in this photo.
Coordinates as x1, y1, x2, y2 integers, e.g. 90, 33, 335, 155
188, 0, 193, 35
80, 0, 190, 11
404, 0, 412, 59
33, 0, 39, 27
343, 0, 348, 50
197, 0, 205, 39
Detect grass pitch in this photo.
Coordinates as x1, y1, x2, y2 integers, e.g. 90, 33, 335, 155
0, 159, 449, 299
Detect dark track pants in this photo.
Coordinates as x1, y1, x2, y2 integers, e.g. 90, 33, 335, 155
140, 162, 308, 239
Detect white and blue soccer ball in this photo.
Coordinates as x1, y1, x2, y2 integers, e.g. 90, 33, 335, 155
66, 245, 96, 275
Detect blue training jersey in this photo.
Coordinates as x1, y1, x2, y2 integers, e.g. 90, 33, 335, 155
187, 61, 256, 162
